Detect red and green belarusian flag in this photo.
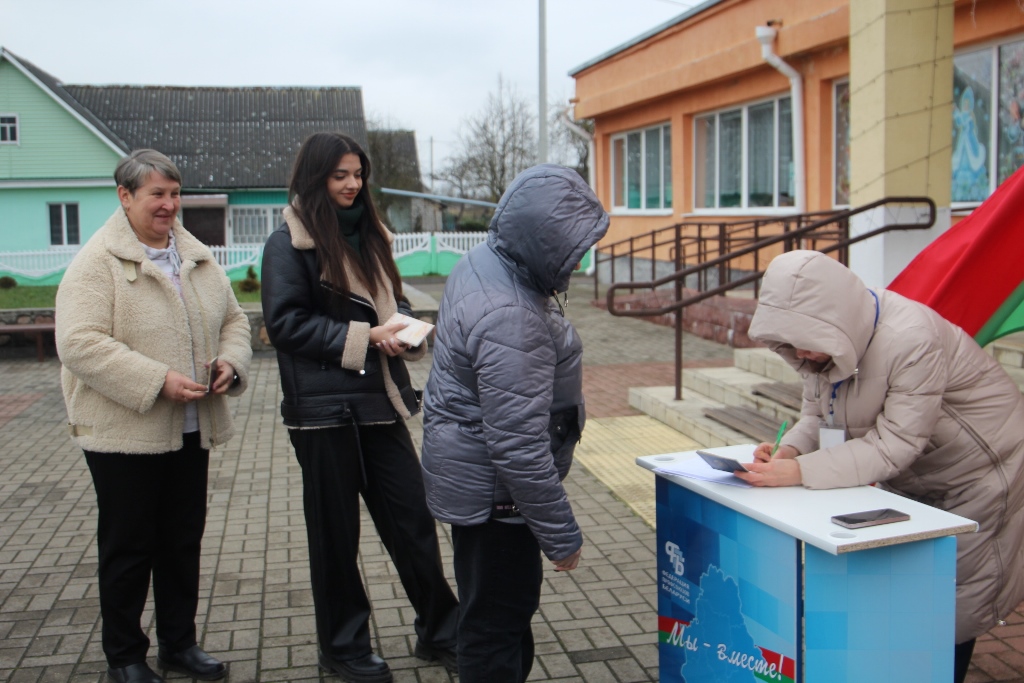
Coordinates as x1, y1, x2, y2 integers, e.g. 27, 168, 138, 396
888, 164, 1024, 347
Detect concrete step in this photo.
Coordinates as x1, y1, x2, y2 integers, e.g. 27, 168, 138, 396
1004, 365, 1024, 394
629, 385, 756, 448
991, 335, 1024, 370
733, 347, 802, 383
682, 366, 801, 425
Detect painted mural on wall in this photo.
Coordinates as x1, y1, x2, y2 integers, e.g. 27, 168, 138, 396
834, 82, 851, 206
999, 40, 1024, 186
952, 51, 992, 203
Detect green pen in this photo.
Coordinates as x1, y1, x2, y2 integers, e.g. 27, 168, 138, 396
771, 420, 788, 456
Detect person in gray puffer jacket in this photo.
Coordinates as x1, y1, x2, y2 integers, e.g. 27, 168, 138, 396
421, 164, 609, 683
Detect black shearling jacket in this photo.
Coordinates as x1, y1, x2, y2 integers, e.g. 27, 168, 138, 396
261, 206, 422, 428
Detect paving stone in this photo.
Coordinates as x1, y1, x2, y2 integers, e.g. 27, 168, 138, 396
0, 276, 1016, 681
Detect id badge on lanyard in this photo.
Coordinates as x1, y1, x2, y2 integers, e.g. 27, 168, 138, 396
820, 381, 848, 449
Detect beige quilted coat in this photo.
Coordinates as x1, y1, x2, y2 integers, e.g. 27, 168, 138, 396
748, 250, 1024, 642
56, 208, 252, 454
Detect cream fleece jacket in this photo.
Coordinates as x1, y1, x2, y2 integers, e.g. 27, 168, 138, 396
56, 208, 252, 454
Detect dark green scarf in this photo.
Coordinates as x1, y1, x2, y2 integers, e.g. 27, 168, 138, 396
335, 201, 364, 253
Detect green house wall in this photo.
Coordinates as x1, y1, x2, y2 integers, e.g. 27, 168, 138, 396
228, 190, 288, 205
0, 59, 122, 180
0, 186, 118, 251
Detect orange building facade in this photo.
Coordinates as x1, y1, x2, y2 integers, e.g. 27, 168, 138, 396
571, 0, 1024, 253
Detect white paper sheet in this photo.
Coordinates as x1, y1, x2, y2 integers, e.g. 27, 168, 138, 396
652, 446, 754, 488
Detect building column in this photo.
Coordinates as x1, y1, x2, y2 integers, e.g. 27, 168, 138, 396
848, 0, 954, 288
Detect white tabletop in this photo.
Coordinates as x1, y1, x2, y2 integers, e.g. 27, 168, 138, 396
637, 444, 978, 555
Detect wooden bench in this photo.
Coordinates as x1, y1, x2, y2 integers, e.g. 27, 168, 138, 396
0, 323, 56, 362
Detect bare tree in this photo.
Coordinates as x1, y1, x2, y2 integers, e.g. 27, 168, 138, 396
443, 76, 537, 203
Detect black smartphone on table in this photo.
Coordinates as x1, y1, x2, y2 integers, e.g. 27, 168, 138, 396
831, 508, 910, 529
696, 450, 749, 473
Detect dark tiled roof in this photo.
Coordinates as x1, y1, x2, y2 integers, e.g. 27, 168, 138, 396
64, 86, 367, 189
2, 49, 129, 151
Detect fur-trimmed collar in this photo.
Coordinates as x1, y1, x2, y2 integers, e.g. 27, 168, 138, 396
101, 207, 212, 265
282, 203, 399, 306
283, 204, 395, 251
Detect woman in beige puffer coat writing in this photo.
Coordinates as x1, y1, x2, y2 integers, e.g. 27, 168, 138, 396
737, 250, 1024, 683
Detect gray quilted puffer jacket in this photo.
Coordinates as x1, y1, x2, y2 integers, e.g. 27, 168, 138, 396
421, 165, 609, 561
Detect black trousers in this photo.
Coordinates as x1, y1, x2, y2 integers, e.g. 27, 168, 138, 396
84, 432, 209, 668
954, 638, 976, 683
289, 423, 458, 661
452, 520, 543, 683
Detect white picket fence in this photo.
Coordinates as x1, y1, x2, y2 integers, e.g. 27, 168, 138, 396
208, 245, 263, 271
0, 246, 81, 279
0, 231, 489, 280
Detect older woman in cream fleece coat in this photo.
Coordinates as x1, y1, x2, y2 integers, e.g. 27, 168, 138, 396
738, 250, 1024, 683
58, 207, 251, 452
56, 150, 250, 683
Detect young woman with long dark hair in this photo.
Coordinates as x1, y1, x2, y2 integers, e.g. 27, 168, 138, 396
261, 132, 458, 683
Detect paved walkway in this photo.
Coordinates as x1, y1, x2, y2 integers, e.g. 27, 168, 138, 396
0, 277, 1021, 682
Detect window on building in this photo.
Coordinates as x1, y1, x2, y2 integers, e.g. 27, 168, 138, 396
952, 37, 1024, 204
49, 203, 80, 246
0, 115, 17, 144
694, 96, 794, 210
229, 206, 285, 244
610, 123, 672, 211
834, 81, 851, 206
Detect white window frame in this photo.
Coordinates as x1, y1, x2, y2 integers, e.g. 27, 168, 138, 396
948, 35, 1024, 210
609, 122, 673, 215
691, 94, 796, 216
227, 205, 286, 245
833, 79, 851, 208
0, 114, 18, 145
48, 202, 80, 246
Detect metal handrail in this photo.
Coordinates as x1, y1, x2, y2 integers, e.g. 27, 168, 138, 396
603, 196, 937, 400
591, 211, 840, 301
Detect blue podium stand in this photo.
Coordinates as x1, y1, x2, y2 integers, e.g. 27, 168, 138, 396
637, 445, 977, 683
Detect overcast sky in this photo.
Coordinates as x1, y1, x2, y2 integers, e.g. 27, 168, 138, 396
0, 0, 698, 183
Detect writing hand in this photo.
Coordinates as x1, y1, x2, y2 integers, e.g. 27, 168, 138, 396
753, 442, 774, 463
771, 445, 799, 460
734, 459, 803, 487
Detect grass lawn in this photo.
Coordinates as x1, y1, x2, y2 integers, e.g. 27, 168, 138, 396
0, 282, 262, 309
0, 285, 58, 309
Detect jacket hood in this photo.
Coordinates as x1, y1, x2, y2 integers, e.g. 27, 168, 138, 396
748, 251, 877, 382
487, 164, 609, 294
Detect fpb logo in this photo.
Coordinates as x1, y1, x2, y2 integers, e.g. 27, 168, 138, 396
665, 541, 685, 575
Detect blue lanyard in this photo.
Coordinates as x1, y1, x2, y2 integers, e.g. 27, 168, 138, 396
827, 290, 880, 426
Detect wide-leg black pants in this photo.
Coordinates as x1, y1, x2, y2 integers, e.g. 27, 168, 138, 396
289, 422, 458, 661
84, 432, 209, 668
452, 519, 543, 683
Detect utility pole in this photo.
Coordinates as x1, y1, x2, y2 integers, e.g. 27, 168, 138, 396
429, 136, 434, 193
538, 0, 548, 163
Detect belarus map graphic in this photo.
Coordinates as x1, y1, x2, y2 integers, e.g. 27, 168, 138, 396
656, 478, 796, 683
660, 566, 794, 682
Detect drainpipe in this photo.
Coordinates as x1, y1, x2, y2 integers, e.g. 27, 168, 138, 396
561, 105, 598, 275
560, 106, 595, 190
756, 23, 806, 213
